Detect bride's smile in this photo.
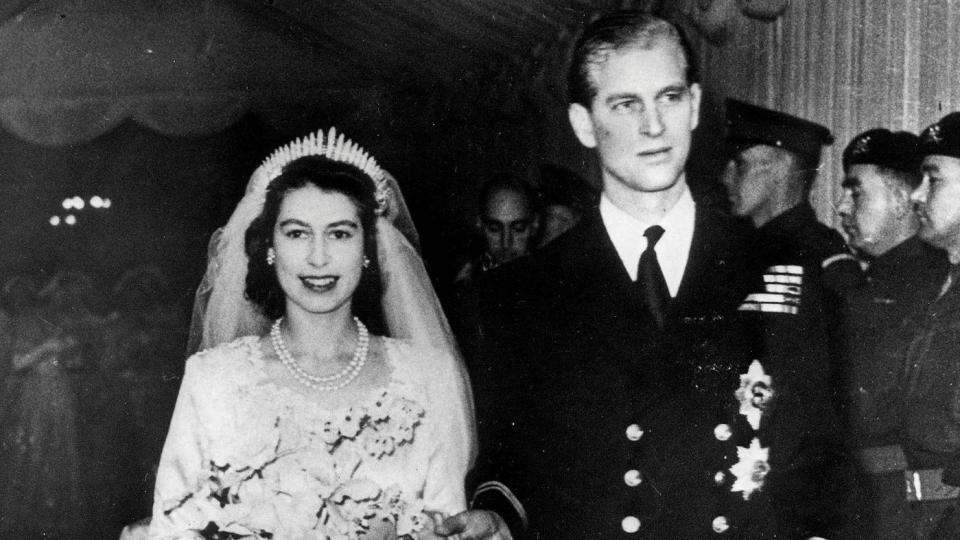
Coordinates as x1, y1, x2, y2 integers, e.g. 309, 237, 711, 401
299, 275, 337, 292
273, 186, 364, 317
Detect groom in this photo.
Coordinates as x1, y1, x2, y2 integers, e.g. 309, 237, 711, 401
441, 11, 850, 540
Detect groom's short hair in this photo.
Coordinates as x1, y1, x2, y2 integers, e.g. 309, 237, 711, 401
567, 10, 698, 108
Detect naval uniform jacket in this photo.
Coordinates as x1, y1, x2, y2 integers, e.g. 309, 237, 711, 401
467, 206, 850, 539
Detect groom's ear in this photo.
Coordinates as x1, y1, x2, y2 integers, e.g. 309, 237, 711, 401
569, 103, 598, 149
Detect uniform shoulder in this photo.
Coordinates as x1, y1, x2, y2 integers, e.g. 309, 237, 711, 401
698, 205, 757, 238
696, 206, 763, 261
807, 219, 851, 255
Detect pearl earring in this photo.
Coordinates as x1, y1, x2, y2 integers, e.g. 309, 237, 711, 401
362, 256, 371, 269
267, 248, 276, 266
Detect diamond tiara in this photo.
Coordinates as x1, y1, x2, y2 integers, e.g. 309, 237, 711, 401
250, 127, 390, 213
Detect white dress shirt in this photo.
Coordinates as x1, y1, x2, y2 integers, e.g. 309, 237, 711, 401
599, 186, 696, 298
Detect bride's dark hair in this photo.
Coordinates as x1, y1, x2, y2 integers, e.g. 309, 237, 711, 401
243, 156, 384, 329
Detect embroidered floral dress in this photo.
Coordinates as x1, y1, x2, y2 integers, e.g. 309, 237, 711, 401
149, 336, 470, 540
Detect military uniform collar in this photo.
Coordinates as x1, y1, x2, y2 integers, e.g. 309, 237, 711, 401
866, 236, 928, 279
759, 202, 817, 237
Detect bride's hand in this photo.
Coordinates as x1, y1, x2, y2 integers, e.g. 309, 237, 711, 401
413, 527, 444, 540
409, 512, 444, 539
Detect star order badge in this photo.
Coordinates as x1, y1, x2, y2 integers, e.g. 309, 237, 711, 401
735, 360, 774, 431
730, 438, 770, 500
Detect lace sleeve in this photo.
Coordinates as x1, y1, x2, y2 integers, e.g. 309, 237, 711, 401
148, 356, 209, 539
418, 345, 472, 517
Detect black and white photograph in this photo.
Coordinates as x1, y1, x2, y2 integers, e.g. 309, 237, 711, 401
0, 1, 959, 538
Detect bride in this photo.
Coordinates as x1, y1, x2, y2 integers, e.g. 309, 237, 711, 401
148, 129, 475, 539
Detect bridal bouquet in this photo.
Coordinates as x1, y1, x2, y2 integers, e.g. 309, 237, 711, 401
158, 391, 429, 539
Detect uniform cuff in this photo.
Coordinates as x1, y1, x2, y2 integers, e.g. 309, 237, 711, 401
470, 481, 528, 534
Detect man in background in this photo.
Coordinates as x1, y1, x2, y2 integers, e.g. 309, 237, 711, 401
723, 100, 864, 412
879, 111, 960, 538
447, 174, 539, 362
723, 99, 863, 295
837, 128, 948, 539
453, 174, 539, 285
534, 163, 598, 247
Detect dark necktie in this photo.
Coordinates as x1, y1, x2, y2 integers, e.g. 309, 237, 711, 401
638, 225, 670, 329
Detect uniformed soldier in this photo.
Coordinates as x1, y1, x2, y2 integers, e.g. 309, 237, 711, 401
723, 99, 864, 295
722, 100, 866, 414
441, 11, 851, 540
836, 128, 949, 539
869, 111, 960, 539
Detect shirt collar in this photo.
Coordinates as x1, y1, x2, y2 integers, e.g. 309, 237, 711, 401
599, 184, 696, 293
600, 184, 695, 241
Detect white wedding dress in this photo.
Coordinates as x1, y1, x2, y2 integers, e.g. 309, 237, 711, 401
147, 336, 470, 540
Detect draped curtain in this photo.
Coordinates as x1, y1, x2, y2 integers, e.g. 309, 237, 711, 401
694, 0, 960, 225
3, 0, 957, 265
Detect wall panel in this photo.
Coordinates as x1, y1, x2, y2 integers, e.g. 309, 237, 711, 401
694, 0, 960, 225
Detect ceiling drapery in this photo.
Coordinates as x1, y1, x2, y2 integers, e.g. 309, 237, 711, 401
698, 0, 960, 225
0, 0, 778, 147
0, 0, 376, 145
11, 0, 939, 231
0, 0, 617, 146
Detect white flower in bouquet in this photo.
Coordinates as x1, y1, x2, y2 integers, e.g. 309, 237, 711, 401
161, 393, 432, 539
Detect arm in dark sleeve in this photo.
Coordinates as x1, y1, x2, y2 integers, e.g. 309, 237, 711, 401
461, 274, 532, 537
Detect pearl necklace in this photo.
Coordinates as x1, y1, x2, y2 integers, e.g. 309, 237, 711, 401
270, 317, 369, 391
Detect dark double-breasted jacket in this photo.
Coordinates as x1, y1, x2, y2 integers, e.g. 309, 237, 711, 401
467, 206, 851, 539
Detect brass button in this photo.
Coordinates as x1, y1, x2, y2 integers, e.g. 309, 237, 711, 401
712, 515, 729, 533
624, 469, 642, 487
714, 423, 732, 441
626, 424, 644, 441
621, 516, 641, 533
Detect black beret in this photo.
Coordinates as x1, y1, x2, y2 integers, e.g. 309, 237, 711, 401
920, 112, 960, 159
842, 128, 921, 173
725, 98, 834, 159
